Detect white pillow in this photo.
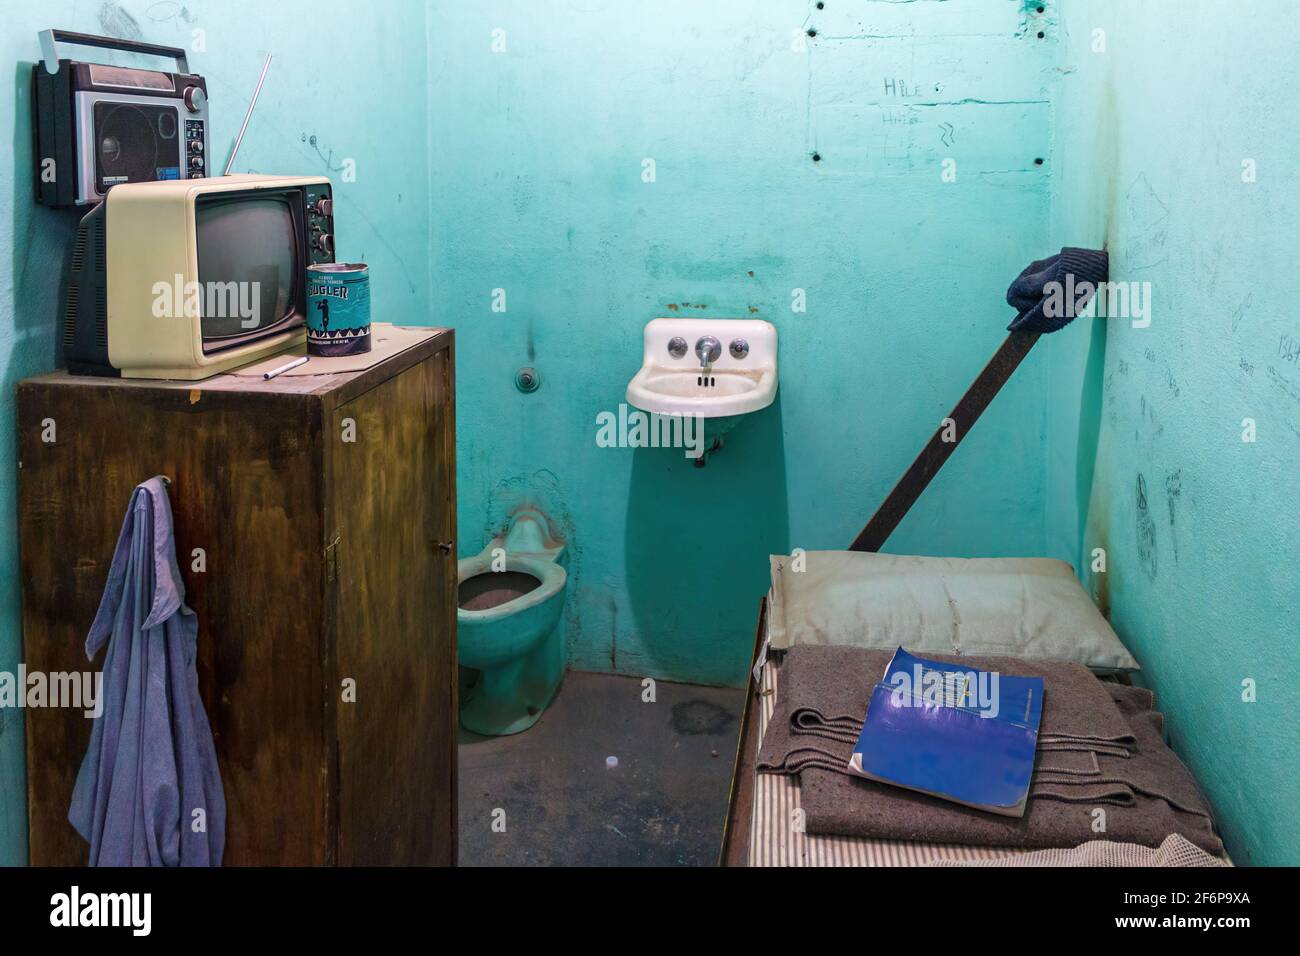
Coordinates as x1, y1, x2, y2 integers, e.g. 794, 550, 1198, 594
767, 552, 1138, 673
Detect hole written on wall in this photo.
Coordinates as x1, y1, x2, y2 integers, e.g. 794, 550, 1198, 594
811, 151, 822, 163
1034, 157, 1045, 166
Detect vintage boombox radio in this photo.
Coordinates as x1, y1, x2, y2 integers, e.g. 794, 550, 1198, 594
32, 29, 210, 208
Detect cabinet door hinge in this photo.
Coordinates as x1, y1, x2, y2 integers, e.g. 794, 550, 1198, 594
325, 534, 341, 582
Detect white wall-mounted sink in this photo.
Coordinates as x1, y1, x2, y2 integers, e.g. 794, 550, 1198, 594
626, 318, 777, 418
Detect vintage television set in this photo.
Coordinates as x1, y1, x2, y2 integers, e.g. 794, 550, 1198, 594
64, 174, 336, 379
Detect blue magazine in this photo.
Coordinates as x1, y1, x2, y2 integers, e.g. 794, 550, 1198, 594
846, 648, 1045, 817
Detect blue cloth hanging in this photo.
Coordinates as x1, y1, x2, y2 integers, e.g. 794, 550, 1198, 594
69, 476, 226, 866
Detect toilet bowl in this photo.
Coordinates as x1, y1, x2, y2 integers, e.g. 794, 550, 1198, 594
457, 509, 567, 735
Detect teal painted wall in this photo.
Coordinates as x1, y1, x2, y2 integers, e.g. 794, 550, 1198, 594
0, 0, 431, 865
429, 0, 1059, 687
8, 0, 1286, 868
1047, 0, 1300, 865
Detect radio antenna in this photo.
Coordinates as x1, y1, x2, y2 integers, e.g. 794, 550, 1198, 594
223, 53, 272, 175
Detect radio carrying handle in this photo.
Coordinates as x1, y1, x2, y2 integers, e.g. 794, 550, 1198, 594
40, 28, 190, 75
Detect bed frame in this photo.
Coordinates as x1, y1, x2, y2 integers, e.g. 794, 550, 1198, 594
718, 597, 769, 866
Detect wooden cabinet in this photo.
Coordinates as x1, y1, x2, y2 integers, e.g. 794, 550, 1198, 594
17, 329, 457, 866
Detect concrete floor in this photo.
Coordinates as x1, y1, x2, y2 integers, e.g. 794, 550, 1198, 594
458, 671, 745, 866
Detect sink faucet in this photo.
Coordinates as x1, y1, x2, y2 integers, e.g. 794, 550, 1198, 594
695, 335, 721, 373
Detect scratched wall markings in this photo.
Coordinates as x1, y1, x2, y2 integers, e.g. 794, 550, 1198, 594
1136, 473, 1159, 582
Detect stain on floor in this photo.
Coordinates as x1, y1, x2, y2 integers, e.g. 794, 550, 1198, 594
458, 671, 744, 866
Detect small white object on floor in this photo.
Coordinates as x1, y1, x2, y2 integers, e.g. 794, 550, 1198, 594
605, 756, 618, 769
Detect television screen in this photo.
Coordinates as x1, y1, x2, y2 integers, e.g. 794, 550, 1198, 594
196, 195, 299, 345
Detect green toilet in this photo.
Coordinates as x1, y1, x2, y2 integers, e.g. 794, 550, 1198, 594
457, 509, 567, 735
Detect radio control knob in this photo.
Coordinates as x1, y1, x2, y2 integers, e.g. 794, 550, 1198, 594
189, 139, 203, 154
316, 233, 334, 254
314, 198, 334, 217
183, 86, 206, 113
189, 156, 204, 170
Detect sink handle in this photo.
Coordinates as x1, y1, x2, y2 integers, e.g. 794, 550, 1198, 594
695, 336, 721, 365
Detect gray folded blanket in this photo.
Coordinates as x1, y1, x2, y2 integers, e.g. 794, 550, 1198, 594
758, 646, 1135, 775
766, 645, 1137, 752
758, 646, 1223, 854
